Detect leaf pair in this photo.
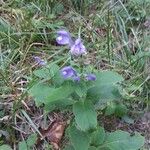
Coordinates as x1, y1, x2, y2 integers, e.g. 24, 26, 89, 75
66, 125, 144, 150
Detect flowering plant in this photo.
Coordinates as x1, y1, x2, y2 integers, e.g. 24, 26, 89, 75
28, 29, 144, 150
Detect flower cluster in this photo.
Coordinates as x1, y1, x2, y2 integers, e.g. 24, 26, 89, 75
60, 66, 96, 81
56, 29, 96, 82
56, 29, 86, 56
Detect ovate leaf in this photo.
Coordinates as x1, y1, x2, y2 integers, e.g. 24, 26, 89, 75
114, 104, 128, 117
105, 102, 116, 116
26, 133, 37, 148
91, 127, 105, 146
87, 71, 124, 103
18, 141, 28, 150
99, 131, 144, 150
95, 71, 124, 86
88, 85, 122, 104
29, 81, 75, 111
44, 98, 74, 111
0, 145, 12, 150
74, 81, 87, 97
28, 83, 54, 106
88, 146, 97, 150
69, 125, 90, 150
73, 100, 97, 131
63, 145, 75, 150
33, 67, 51, 79
33, 64, 59, 80
46, 81, 74, 103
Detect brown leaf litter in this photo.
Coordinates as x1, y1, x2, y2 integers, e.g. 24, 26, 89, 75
37, 118, 66, 150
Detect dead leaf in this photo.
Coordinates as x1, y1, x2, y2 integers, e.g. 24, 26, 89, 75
37, 119, 66, 150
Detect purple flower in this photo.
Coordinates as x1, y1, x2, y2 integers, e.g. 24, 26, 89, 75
73, 76, 80, 82
70, 38, 87, 56
33, 56, 47, 66
60, 66, 77, 79
85, 74, 96, 81
56, 30, 73, 46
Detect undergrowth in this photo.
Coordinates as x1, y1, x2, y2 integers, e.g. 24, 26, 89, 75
0, 0, 150, 150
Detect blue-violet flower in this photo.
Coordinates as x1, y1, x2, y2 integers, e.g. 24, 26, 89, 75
85, 74, 96, 81
56, 30, 73, 46
70, 38, 87, 56
33, 56, 47, 66
73, 76, 80, 82
60, 66, 77, 79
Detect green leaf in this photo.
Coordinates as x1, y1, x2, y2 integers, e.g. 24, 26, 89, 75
74, 82, 87, 97
33, 63, 63, 86
44, 98, 75, 112
115, 104, 128, 117
87, 71, 124, 104
88, 85, 122, 103
91, 127, 105, 146
29, 81, 75, 111
28, 83, 54, 106
33, 64, 59, 80
18, 141, 28, 150
53, 3, 64, 14
0, 145, 12, 150
99, 131, 145, 150
73, 100, 97, 131
105, 102, 116, 116
98, 148, 110, 150
46, 81, 74, 103
63, 145, 75, 150
95, 71, 124, 86
105, 103, 128, 117
52, 70, 64, 86
88, 146, 97, 150
33, 67, 50, 79
0, 18, 14, 33
26, 133, 37, 148
69, 125, 90, 150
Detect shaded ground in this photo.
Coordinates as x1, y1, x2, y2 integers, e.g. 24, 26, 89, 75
1, 98, 149, 149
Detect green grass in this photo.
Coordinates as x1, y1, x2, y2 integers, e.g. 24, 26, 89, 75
0, 0, 150, 149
